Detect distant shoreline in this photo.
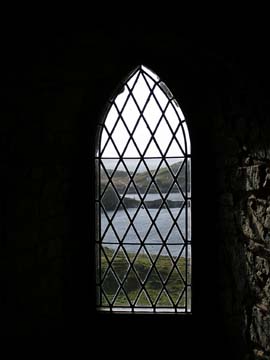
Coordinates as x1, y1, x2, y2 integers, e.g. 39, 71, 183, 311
123, 196, 188, 209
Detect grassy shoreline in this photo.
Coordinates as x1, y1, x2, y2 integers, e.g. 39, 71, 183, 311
99, 246, 191, 307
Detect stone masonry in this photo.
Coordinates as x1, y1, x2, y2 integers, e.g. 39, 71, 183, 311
237, 161, 270, 359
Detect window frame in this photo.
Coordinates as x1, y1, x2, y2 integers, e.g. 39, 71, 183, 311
94, 65, 192, 315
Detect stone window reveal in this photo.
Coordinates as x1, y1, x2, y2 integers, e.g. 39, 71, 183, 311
95, 65, 191, 313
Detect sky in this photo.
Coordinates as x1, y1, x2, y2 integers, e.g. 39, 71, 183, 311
100, 65, 190, 168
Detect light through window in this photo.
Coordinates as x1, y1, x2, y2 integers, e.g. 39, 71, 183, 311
95, 65, 191, 313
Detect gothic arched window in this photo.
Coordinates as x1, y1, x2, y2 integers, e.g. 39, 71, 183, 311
95, 65, 191, 313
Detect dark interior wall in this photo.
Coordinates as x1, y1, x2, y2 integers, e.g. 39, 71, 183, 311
1, 27, 270, 358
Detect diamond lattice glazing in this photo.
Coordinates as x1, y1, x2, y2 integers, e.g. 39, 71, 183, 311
96, 65, 191, 313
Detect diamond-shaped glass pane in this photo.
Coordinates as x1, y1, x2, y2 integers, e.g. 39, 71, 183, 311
111, 119, 130, 155
155, 248, 174, 282
123, 268, 141, 304
154, 118, 173, 155
122, 96, 140, 133
145, 182, 159, 198
133, 119, 152, 155
112, 247, 130, 282
110, 161, 131, 196
101, 184, 119, 216
145, 203, 162, 221
101, 158, 119, 174
155, 160, 174, 193
133, 161, 152, 194
122, 198, 139, 220
133, 208, 152, 240
102, 269, 119, 302
134, 247, 152, 283
112, 205, 130, 239
155, 209, 174, 238
165, 268, 185, 305
132, 74, 151, 110
144, 183, 162, 219
143, 97, 162, 132
145, 268, 163, 303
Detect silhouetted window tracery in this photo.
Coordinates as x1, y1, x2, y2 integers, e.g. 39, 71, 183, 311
95, 65, 191, 313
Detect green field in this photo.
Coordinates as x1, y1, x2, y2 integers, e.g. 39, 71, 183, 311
99, 247, 191, 308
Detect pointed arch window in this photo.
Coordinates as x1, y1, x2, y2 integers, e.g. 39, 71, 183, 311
95, 65, 191, 313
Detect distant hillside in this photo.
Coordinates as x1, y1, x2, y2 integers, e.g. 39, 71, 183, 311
101, 160, 190, 194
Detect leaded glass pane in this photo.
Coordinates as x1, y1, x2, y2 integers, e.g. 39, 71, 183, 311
95, 65, 192, 313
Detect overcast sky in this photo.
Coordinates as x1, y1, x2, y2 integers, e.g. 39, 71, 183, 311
100, 65, 190, 168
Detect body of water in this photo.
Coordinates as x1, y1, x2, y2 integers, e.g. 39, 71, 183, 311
122, 192, 191, 202
124, 193, 183, 202
101, 195, 191, 257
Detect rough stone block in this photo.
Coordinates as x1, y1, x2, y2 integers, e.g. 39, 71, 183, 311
250, 306, 270, 353
237, 165, 263, 191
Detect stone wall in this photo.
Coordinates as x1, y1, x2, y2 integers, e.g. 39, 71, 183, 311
215, 115, 270, 359
237, 161, 270, 359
